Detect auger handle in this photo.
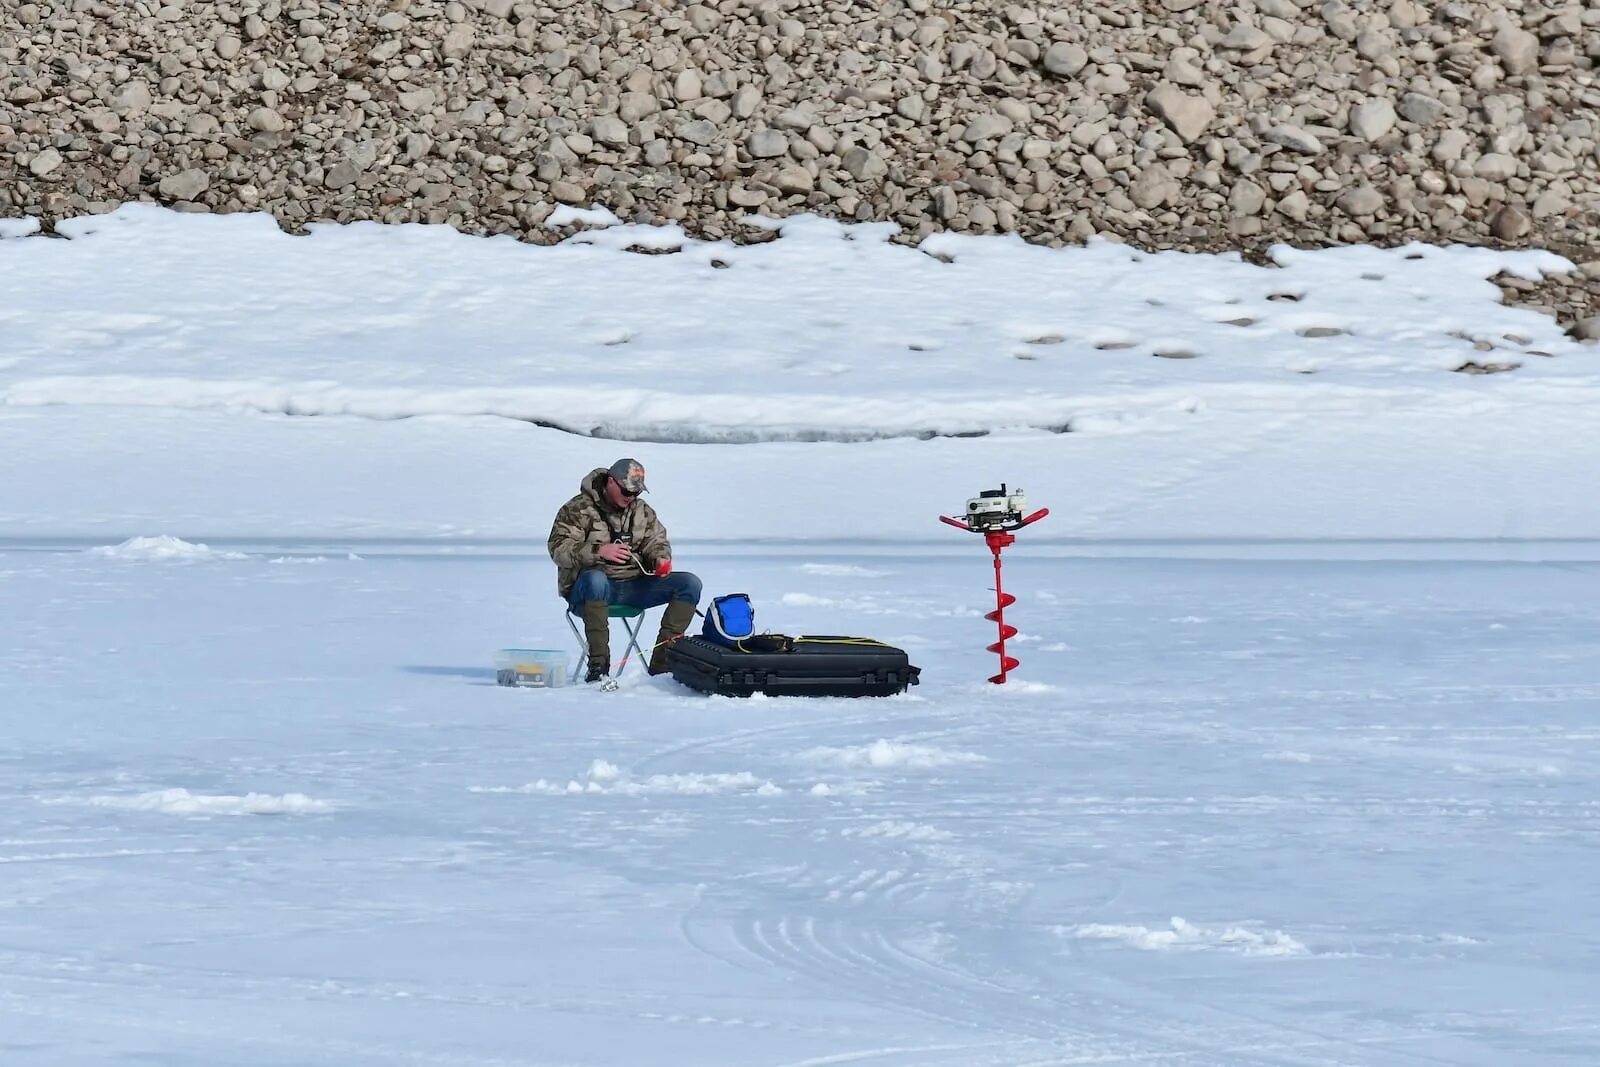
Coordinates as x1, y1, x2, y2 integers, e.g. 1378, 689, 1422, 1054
939, 515, 972, 530
1018, 508, 1049, 528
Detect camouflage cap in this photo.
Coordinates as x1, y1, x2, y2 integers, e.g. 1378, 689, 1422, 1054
607, 457, 648, 494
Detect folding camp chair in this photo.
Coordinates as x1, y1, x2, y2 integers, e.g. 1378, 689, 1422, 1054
565, 603, 653, 682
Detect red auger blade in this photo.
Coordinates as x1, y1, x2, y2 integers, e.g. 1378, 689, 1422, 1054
983, 608, 1017, 624
991, 592, 1017, 609
986, 630, 1018, 651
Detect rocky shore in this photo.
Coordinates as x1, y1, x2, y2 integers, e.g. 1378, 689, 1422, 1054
2, 0, 1595, 333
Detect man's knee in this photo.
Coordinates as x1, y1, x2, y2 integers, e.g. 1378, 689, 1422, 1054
669, 571, 702, 604
572, 569, 612, 603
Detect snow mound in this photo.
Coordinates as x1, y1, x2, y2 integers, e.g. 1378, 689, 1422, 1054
0, 217, 42, 238
474, 758, 782, 797
843, 820, 955, 842
1060, 916, 1309, 958
89, 788, 331, 815
799, 563, 891, 578
801, 738, 987, 769
544, 204, 622, 229
89, 535, 248, 561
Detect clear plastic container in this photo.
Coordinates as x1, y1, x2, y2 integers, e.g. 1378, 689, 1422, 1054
495, 648, 569, 688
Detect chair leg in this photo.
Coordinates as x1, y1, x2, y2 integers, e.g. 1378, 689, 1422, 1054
612, 614, 649, 679
564, 612, 587, 677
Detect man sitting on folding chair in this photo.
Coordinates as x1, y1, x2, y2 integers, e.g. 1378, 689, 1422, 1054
547, 457, 703, 684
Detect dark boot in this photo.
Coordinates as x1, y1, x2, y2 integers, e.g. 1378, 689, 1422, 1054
648, 600, 698, 675
580, 600, 611, 683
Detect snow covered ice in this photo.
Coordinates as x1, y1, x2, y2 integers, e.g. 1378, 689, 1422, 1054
2, 208, 1599, 1065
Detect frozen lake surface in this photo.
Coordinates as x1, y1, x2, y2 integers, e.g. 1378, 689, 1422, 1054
4, 541, 1598, 1066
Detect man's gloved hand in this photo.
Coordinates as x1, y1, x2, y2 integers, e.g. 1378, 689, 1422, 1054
654, 559, 672, 577
598, 542, 633, 564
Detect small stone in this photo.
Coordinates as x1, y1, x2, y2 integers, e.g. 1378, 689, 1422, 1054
591, 115, 629, 147
1349, 99, 1397, 141
247, 106, 285, 133
677, 119, 719, 146
1531, 190, 1570, 218
674, 69, 703, 103
618, 93, 658, 123
1474, 153, 1517, 181
324, 161, 360, 189
1129, 164, 1176, 209
773, 106, 817, 132
1230, 179, 1266, 216
774, 166, 814, 194
442, 26, 475, 59
1042, 42, 1088, 77
731, 85, 761, 120
1275, 188, 1310, 221
1265, 124, 1323, 154
1146, 83, 1214, 144
1492, 23, 1539, 75
1397, 92, 1444, 125
1488, 204, 1530, 240
1572, 317, 1600, 341
397, 87, 438, 115
933, 185, 959, 220
550, 180, 585, 204
28, 148, 63, 177
962, 113, 1014, 143
728, 186, 767, 208
216, 35, 242, 60
158, 169, 210, 201
111, 81, 153, 113
1335, 185, 1384, 216
1432, 129, 1470, 163
1222, 25, 1271, 51
747, 129, 787, 158
841, 146, 888, 181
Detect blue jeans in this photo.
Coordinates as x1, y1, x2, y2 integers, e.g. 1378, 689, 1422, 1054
566, 569, 703, 614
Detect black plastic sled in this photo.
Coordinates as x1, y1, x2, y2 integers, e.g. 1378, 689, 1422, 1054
666, 635, 920, 698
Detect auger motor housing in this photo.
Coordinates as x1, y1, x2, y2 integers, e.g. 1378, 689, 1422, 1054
964, 484, 1029, 532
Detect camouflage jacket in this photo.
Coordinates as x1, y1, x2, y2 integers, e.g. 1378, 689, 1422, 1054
547, 467, 672, 597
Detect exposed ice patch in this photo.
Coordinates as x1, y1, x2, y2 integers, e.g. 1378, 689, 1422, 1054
801, 739, 986, 770
88, 788, 330, 815
1265, 751, 1315, 763
89, 535, 248, 561
1060, 916, 1309, 958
